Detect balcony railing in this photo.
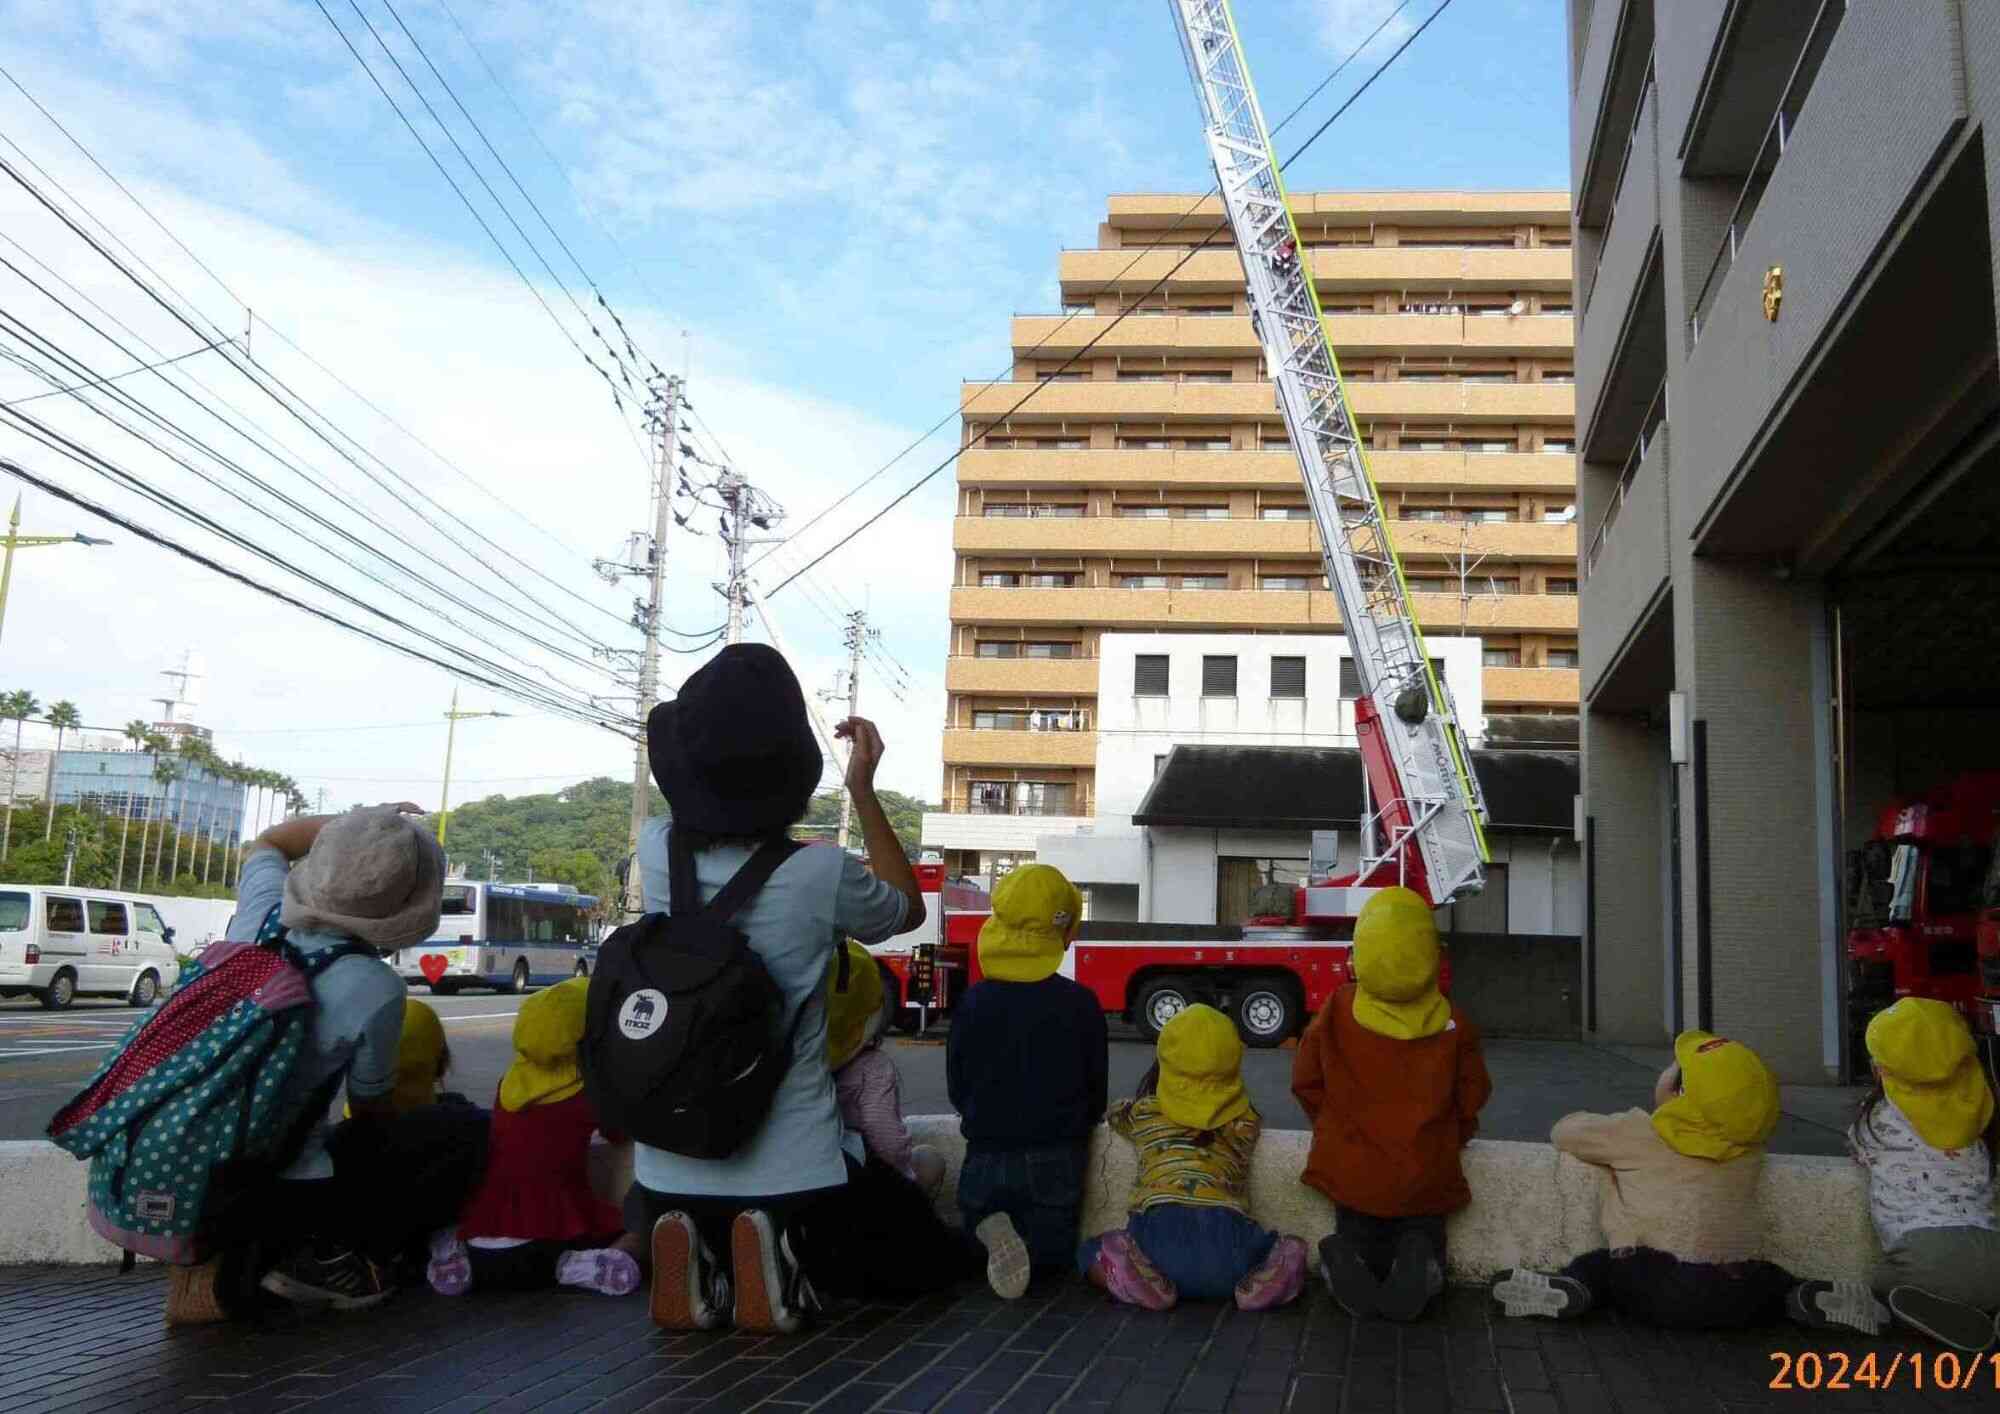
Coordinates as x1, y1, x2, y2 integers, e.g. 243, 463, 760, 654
1584, 382, 1667, 578
1687, 0, 1847, 346
961, 796, 1084, 817
964, 713, 1092, 732
1588, 61, 1656, 301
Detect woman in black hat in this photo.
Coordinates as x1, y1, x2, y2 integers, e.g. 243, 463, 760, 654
627, 643, 925, 1333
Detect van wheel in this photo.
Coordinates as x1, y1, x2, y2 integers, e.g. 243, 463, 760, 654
130, 971, 161, 1008
40, 970, 76, 1011
1237, 980, 1300, 1048
1133, 976, 1194, 1043
509, 961, 530, 994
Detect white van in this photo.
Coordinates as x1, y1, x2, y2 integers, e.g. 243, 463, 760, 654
0, 886, 179, 1009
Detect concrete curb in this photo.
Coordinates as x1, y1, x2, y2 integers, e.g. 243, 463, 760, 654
5, 1120, 1894, 1282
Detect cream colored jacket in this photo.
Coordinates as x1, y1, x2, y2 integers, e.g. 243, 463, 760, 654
1552, 1108, 1764, 1264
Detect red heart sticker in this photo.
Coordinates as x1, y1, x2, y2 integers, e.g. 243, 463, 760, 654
419, 954, 449, 984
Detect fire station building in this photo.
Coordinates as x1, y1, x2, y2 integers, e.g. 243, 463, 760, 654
1572, 0, 2000, 1078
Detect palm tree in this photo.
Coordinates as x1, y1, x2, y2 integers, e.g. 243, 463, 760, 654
41, 701, 80, 842
148, 753, 178, 890
1, 690, 41, 861
116, 720, 151, 887
168, 738, 213, 885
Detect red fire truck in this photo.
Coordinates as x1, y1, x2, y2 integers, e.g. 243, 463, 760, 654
1846, 772, 2000, 1064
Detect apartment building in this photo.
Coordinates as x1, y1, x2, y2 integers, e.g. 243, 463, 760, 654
930, 191, 1580, 874
1571, 0, 2000, 1079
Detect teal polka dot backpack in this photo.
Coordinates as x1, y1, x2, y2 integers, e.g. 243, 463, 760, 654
47, 906, 369, 1265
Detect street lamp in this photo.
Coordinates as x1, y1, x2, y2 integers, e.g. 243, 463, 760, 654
438, 686, 508, 847
0, 493, 111, 652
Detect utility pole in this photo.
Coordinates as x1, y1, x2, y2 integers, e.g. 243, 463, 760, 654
830, 610, 875, 849
715, 469, 785, 645
437, 685, 507, 848
0, 492, 111, 653
61, 824, 78, 885
483, 847, 499, 882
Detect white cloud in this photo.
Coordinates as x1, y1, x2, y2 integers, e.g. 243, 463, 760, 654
1307, 0, 1416, 57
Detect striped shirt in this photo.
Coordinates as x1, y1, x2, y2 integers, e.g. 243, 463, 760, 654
1109, 1096, 1261, 1214
835, 1047, 916, 1179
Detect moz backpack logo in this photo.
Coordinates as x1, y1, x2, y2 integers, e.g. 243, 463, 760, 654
135, 1191, 175, 1222
618, 989, 668, 1039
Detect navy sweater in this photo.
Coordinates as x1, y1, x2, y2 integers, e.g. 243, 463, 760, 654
946, 976, 1108, 1150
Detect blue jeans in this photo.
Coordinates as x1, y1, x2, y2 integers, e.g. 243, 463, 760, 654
956, 1143, 1089, 1273
1079, 1204, 1279, 1302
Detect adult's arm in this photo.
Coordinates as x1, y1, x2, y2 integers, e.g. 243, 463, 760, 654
256, 801, 425, 861
834, 718, 924, 933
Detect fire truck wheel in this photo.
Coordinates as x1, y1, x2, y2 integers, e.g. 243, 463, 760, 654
1236, 982, 1300, 1048
1134, 976, 1196, 1042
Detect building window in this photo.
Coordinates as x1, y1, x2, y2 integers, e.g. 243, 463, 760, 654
1027, 642, 1077, 659
1119, 574, 1169, 589
1546, 577, 1578, 595
1542, 303, 1573, 315
978, 572, 1019, 588
1261, 438, 1292, 451
1202, 655, 1238, 697
1398, 371, 1449, 382
1546, 649, 1579, 668
968, 781, 1074, 816
1182, 372, 1233, 384
1407, 440, 1453, 452
1180, 506, 1230, 520
1543, 370, 1575, 384
1181, 574, 1229, 591
1117, 370, 1169, 382
1541, 439, 1575, 454
1271, 656, 1307, 698
973, 709, 1087, 732
1461, 371, 1514, 383
1061, 303, 1093, 316
1461, 509, 1515, 523
983, 504, 1028, 517
1260, 505, 1310, 520
1120, 504, 1169, 519
1541, 504, 1576, 522
1260, 575, 1312, 591
1053, 438, 1088, 449
1134, 654, 1169, 697
1023, 573, 1078, 589
1182, 438, 1231, 450
1483, 648, 1520, 667
1400, 508, 1450, 522
1119, 437, 1171, 450
1465, 441, 1515, 455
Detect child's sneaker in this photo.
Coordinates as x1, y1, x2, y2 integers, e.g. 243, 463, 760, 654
1090, 1231, 1177, 1311
651, 1212, 728, 1330
1490, 1269, 1591, 1320
1234, 1236, 1307, 1311
1317, 1233, 1378, 1320
425, 1229, 472, 1297
731, 1209, 817, 1334
974, 1213, 1032, 1300
1887, 1287, 1995, 1352
557, 1247, 643, 1297
260, 1243, 392, 1311
1787, 1280, 1890, 1337
1377, 1229, 1439, 1322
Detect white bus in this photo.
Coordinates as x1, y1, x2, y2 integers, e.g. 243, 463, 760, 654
392, 881, 598, 995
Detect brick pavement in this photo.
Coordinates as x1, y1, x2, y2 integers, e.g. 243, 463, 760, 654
0, 1265, 1973, 1413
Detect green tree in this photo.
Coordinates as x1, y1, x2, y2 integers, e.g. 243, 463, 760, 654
116, 719, 149, 888
1, 689, 40, 861
148, 753, 178, 890
41, 700, 80, 842
800, 787, 932, 858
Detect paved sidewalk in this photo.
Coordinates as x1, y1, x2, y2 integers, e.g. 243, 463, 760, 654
0, 1265, 1973, 1413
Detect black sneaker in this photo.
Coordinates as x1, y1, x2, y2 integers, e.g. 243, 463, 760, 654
1787, 1280, 1889, 1336
1888, 1287, 1996, 1352
260, 1244, 392, 1311
1378, 1230, 1438, 1323
1317, 1233, 1378, 1321
1490, 1268, 1592, 1320
732, 1209, 815, 1334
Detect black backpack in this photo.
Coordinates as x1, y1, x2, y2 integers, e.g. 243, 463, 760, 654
580, 832, 848, 1158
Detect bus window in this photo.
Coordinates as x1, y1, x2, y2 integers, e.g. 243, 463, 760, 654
486, 895, 525, 941
441, 885, 478, 917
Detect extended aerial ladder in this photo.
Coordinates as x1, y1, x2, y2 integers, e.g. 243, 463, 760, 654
1168, 0, 1490, 910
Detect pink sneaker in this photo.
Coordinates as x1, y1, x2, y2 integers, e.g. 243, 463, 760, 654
556, 1247, 643, 1297
1234, 1236, 1307, 1311
1091, 1231, 1177, 1311
426, 1229, 471, 1297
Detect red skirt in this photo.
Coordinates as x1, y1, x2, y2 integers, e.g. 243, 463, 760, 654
457, 1093, 624, 1243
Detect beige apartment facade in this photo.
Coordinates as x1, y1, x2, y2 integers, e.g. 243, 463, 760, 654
929, 193, 1581, 874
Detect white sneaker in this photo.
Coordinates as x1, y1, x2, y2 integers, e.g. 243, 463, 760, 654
975, 1213, 1031, 1300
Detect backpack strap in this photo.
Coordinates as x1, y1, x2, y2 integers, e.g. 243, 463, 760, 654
701, 838, 806, 923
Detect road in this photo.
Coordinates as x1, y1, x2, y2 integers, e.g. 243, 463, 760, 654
0, 993, 1851, 1154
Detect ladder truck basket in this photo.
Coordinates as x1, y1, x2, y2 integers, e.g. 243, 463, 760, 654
1167, 0, 1490, 906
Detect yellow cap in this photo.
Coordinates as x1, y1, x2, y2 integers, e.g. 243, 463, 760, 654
826, 939, 885, 1071
977, 864, 1083, 983
1866, 998, 1996, 1151
389, 998, 447, 1111
1349, 886, 1449, 1040
498, 976, 589, 1112
1650, 1031, 1780, 1162
1155, 1003, 1250, 1131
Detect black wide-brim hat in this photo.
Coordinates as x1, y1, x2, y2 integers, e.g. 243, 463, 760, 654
647, 643, 823, 836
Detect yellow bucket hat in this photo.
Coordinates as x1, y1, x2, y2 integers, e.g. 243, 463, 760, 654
498, 976, 589, 1112
1350, 887, 1449, 1040
1155, 1003, 1250, 1131
390, 998, 447, 1111
1867, 998, 1996, 1151
977, 864, 1082, 983
826, 939, 885, 1071
1651, 1031, 1780, 1162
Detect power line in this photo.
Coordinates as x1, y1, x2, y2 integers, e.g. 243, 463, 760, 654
763, 0, 1450, 598
0, 338, 227, 408
748, 0, 1416, 584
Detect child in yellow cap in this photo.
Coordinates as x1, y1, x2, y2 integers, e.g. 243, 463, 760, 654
948, 863, 1107, 1285
1847, 998, 2000, 1351
427, 979, 641, 1298
1083, 1004, 1308, 1311
1294, 886, 1489, 1322
1490, 1030, 1888, 1335
826, 940, 944, 1196
341, 999, 457, 1117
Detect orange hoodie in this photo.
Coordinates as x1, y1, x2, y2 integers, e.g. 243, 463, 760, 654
1291, 983, 1491, 1217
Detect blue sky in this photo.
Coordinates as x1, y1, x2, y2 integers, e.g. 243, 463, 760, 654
0, 0, 1570, 812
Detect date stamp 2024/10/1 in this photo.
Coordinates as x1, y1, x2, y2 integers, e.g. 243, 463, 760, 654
1770, 1349, 1996, 1392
